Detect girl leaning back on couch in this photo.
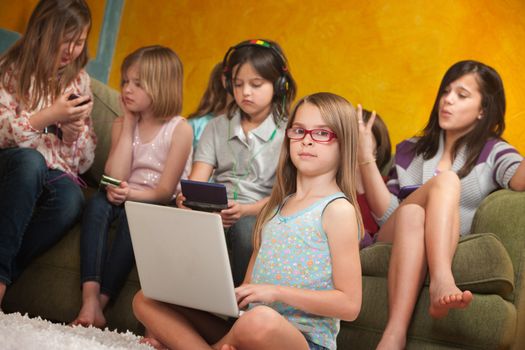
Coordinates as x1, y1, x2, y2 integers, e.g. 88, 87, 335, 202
358, 60, 525, 350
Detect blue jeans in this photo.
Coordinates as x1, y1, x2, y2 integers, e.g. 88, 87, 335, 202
80, 190, 134, 299
226, 215, 256, 286
0, 148, 84, 285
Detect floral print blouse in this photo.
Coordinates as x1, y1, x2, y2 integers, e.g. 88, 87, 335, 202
0, 68, 96, 175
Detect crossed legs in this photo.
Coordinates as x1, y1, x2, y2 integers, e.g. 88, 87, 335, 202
132, 291, 309, 350
376, 171, 472, 350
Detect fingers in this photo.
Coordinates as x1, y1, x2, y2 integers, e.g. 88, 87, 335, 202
357, 104, 376, 131
368, 110, 377, 130
175, 193, 188, 209
106, 183, 128, 204
235, 285, 252, 307
220, 216, 238, 227
220, 210, 240, 227
221, 207, 237, 215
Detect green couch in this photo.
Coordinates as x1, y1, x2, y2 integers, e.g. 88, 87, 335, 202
338, 189, 525, 349
3, 76, 524, 348
3, 78, 143, 334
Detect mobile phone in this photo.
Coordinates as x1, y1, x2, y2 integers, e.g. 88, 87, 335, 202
100, 174, 122, 187
398, 185, 420, 200
43, 124, 63, 140
68, 93, 91, 106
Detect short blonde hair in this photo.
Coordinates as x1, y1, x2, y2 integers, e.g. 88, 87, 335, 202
121, 45, 183, 119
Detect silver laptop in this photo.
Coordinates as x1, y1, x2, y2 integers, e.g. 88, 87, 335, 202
125, 201, 240, 317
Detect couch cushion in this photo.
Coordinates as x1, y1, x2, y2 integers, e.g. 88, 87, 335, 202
84, 78, 121, 185
340, 277, 517, 350
361, 233, 514, 298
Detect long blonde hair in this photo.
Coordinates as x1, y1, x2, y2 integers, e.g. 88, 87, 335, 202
121, 45, 183, 120
0, 0, 91, 110
253, 92, 363, 250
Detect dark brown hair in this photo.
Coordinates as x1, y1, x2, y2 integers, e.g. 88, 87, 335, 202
223, 39, 297, 124
361, 109, 392, 171
414, 60, 506, 178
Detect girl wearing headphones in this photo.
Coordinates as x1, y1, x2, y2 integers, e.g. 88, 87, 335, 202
176, 39, 297, 287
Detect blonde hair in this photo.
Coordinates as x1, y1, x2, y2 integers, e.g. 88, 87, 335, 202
0, 0, 91, 110
121, 45, 183, 119
253, 92, 364, 250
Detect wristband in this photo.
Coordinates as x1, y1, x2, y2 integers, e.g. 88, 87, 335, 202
359, 158, 376, 166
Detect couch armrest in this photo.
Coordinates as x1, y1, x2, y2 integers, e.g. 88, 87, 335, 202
471, 189, 525, 350
84, 78, 121, 185
471, 190, 525, 299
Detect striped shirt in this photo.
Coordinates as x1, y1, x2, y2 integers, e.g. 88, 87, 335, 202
378, 132, 523, 235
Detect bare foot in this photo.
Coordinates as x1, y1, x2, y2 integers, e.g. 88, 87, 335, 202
429, 282, 473, 319
70, 299, 106, 328
139, 337, 169, 350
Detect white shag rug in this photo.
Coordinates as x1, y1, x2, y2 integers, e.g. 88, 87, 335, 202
0, 312, 153, 350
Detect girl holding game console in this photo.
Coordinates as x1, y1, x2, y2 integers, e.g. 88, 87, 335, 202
71, 45, 192, 328
0, 0, 95, 309
133, 92, 363, 350
176, 39, 297, 286
358, 61, 525, 349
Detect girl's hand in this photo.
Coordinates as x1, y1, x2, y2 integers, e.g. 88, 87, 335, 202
175, 192, 190, 209
235, 284, 279, 309
119, 94, 138, 125
357, 104, 377, 164
106, 181, 130, 205
220, 200, 244, 227
60, 119, 84, 144
49, 93, 92, 124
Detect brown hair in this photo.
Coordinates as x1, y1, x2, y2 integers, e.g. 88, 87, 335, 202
223, 39, 297, 124
414, 60, 506, 178
252, 92, 363, 250
0, 0, 91, 110
121, 45, 183, 119
188, 62, 229, 119
361, 109, 392, 171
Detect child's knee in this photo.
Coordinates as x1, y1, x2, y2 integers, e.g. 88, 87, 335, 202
233, 306, 283, 345
132, 290, 146, 318
398, 203, 425, 225
435, 170, 460, 190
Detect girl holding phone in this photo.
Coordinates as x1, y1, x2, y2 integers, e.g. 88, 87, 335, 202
0, 0, 95, 309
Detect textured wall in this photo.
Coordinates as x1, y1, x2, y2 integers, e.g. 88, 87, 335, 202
2, 0, 524, 152
114, 0, 525, 152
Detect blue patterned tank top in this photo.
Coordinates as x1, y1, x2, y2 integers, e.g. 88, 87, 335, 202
250, 192, 347, 350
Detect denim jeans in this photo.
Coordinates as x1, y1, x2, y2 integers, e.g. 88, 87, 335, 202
226, 215, 256, 286
0, 148, 84, 285
80, 190, 135, 299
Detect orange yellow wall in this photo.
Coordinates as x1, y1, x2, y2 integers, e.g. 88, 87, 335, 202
3, 0, 525, 152
114, 0, 525, 153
